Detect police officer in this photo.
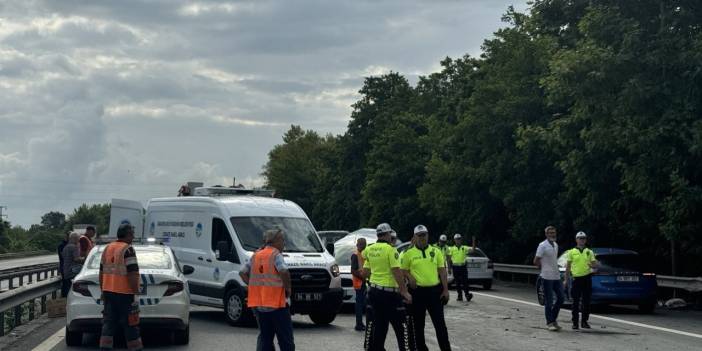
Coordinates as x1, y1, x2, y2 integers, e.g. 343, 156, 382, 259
564, 231, 597, 330
401, 225, 451, 351
99, 224, 142, 351
434, 235, 450, 260
447, 234, 474, 301
362, 223, 414, 351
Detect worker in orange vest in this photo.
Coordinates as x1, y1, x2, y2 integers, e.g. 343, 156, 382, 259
240, 228, 294, 351
79, 225, 96, 258
351, 237, 368, 331
99, 223, 142, 351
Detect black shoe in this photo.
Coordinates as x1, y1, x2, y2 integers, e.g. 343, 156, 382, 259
466, 293, 473, 302
457, 295, 463, 301
572, 322, 579, 330
581, 321, 591, 329
354, 325, 366, 331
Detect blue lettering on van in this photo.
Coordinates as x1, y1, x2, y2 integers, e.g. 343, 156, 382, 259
196, 223, 203, 238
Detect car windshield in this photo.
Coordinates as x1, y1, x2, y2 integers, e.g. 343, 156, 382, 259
468, 248, 486, 257
230, 216, 323, 253
334, 244, 356, 266
88, 249, 172, 270
596, 254, 641, 273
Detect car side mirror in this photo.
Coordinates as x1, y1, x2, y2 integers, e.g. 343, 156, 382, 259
182, 265, 195, 275
326, 242, 335, 256
216, 241, 231, 261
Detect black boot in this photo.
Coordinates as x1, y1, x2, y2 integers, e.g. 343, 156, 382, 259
572, 321, 579, 330
581, 321, 591, 329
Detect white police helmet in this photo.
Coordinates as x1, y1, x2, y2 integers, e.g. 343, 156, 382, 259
575, 231, 587, 239
454, 233, 462, 240
439, 234, 447, 241
414, 225, 428, 235
376, 223, 393, 235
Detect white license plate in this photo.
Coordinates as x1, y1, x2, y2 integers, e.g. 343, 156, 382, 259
294, 293, 322, 301
617, 276, 639, 282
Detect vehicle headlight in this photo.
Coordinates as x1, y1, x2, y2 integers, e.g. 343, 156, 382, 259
331, 264, 340, 277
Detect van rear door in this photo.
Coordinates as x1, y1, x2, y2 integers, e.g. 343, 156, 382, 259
108, 199, 145, 239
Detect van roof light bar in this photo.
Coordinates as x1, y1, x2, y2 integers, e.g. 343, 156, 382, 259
192, 186, 275, 198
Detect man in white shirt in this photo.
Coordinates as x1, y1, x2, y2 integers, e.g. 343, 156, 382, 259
533, 226, 564, 331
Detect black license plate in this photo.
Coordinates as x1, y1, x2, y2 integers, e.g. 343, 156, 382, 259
294, 293, 322, 301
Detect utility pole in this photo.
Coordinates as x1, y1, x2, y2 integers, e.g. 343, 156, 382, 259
0, 206, 6, 221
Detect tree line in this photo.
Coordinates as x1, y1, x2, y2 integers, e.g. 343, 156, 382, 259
0, 204, 110, 254
263, 1, 702, 276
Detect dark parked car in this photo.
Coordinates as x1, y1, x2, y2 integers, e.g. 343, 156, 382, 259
537, 248, 657, 313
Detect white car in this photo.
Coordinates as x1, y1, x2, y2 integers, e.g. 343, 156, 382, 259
66, 243, 193, 346
464, 247, 493, 290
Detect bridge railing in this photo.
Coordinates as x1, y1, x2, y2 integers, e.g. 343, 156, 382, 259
0, 264, 62, 337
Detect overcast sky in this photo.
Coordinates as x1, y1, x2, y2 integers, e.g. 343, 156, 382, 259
0, 0, 527, 228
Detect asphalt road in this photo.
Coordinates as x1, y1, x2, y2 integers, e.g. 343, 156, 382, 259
0, 254, 58, 270
7, 281, 702, 351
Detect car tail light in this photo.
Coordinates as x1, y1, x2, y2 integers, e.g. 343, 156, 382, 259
72, 281, 95, 297
164, 281, 184, 296
487, 260, 493, 269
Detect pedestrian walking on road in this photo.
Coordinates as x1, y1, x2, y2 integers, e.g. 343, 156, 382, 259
447, 234, 473, 302
534, 225, 564, 332
79, 225, 96, 258
362, 223, 415, 351
565, 231, 597, 330
240, 228, 295, 351
61, 232, 83, 297
351, 237, 368, 331
99, 223, 142, 351
401, 225, 451, 351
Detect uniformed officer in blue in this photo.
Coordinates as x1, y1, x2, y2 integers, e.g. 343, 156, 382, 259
362, 223, 414, 351
401, 225, 451, 351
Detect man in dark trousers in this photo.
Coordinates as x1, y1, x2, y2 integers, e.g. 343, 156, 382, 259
351, 237, 368, 331
362, 223, 414, 351
401, 225, 451, 351
565, 231, 597, 330
99, 223, 142, 351
447, 234, 473, 302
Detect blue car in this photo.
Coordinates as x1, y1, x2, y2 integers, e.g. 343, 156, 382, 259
537, 248, 657, 313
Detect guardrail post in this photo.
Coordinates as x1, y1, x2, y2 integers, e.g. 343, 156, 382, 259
1, 310, 5, 337
28, 273, 33, 284
28, 298, 35, 321
13, 304, 21, 328
9, 277, 13, 290
41, 296, 47, 314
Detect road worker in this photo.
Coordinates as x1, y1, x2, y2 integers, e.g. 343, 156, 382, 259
362, 223, 414, 351
99, 223, 142, 351
447, 234, 473, 301
351, 237, 368, 331
79, 225, 96, 258
401, 225, 451, 351
240, 228, 295, 351
564, 231, 597, 330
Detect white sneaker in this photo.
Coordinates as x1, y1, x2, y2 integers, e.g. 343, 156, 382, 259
547, 323, 559, 332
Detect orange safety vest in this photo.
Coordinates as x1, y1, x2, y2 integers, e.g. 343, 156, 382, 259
79, 235, 94, 257
247, 246, 286, 309
101, 241, 136, 294
352, 249, 365, 290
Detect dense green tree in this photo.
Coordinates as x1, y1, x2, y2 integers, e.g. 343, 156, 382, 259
64, 204, 111, 236
41, 211, 66, 230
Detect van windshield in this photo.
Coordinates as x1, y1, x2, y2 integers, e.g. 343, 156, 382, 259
230, 216, 323, 253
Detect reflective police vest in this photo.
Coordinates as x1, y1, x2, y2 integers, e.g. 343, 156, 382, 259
101, 241, 136, 294
247, 246, 286, 309
352, 248, 365, 290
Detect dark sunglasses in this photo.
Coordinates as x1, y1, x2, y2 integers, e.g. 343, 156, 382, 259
416, 232, 427, 237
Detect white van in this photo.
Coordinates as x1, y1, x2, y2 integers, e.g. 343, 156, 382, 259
108, 186, 343, 326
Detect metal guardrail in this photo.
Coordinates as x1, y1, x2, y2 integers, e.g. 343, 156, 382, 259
0, 263, 60, 292
493, 263, 702, 292
0, 277, 61, 337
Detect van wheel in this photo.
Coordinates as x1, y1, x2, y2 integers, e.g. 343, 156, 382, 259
65, 328, 82, 346
309, 311, 337, 325
482, 281, 492, 290
224, 289, 252, 326
173, 326, 189, 345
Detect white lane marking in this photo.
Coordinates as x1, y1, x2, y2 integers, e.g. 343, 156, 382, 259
31, 327, 64, 351
472, 291, 702, 340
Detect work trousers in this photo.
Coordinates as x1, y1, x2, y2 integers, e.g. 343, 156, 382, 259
254, 307, 295, 351
542, 279, 564, 325
61, 278, 72, 298
100, 292, 142, 351
452, 265, 469, 297
355, 284, 367, 328
365, 288, 415, 351
409, 285, 451, 351
571, 275, 592, 323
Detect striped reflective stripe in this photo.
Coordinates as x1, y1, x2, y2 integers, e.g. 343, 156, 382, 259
249, 280, 284, 287
102, 264, 128, 275
125, 256, 138, 266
